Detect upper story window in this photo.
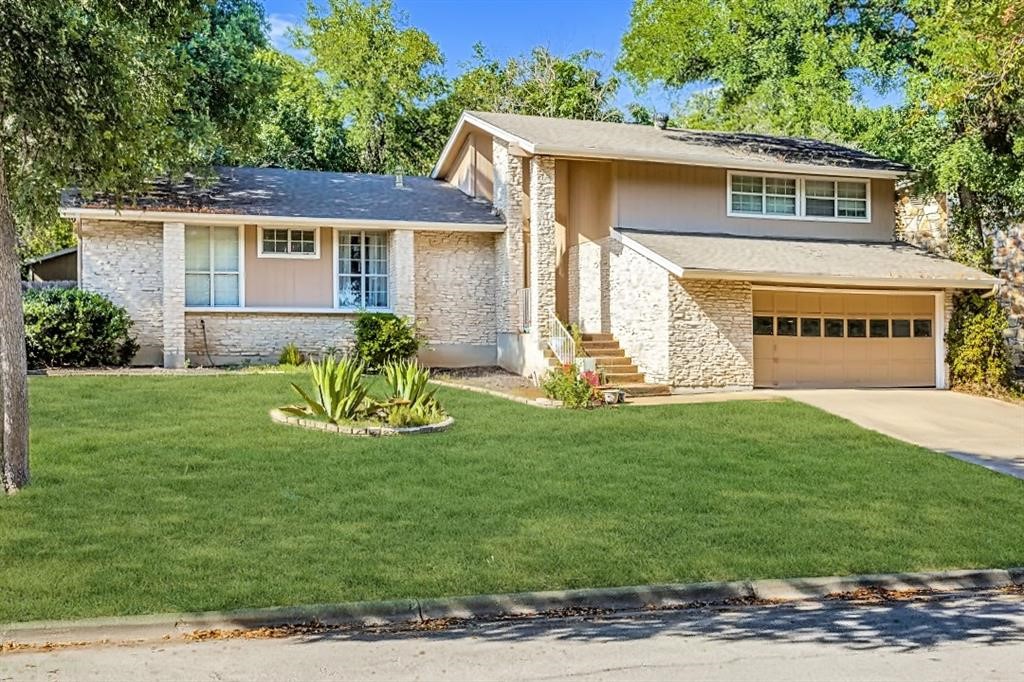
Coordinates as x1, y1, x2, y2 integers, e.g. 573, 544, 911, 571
259, 227, 319, 258
336, 231, 389, 310
185, 226, 241, 307
728, 171, 870, 222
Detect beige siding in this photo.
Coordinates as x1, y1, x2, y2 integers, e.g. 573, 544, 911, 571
443, 130, 495, 201
613, 161, 896, 241
243, 225, 334, 307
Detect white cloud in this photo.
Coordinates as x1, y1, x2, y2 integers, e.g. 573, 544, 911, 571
267, 13, 300, 53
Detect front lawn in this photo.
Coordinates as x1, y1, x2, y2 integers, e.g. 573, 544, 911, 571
2, 374, 1022, 623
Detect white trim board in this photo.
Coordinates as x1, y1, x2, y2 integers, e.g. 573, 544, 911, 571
61, 207, 505, 233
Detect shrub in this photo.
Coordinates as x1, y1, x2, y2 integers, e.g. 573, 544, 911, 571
22, 288, 138, 368
946, 293, 1016, 394
541, 364, 598, 409
282, 355, 369, 424
354, 313, 421, 371
380, 359, 445, 425
279, 342, 304, 366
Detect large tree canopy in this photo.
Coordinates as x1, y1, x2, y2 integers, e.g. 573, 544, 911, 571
298, 0, 445, 174
0, 0, 278, 492
618, 0, 1024, 263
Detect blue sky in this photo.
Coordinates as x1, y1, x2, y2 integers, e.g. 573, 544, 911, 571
262, 0, 901, 113
262, 0, 679, 112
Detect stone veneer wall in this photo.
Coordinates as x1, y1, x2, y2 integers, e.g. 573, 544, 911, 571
186, 313, 355, 364
667, 278, 754, 389
568, 241, 607, 333
79, 219, 164, 365
607, 238, 670, 384
414, 231, 497, 346
896, 191, 1024, 369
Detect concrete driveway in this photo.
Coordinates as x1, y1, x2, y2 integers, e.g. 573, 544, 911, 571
776, 389, 1024, 479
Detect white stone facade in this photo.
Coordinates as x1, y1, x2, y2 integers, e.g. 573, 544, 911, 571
608, 237, 671, 384
162, 222, 186, 368
491, 141, 526, 335
568, 240, 606, 333
79, 219, 499, 367
186, 312, 356, 364
79, 220, 165, 365
528, 156, 557, 350
414, 231, 497, 346
667, 278, 754, 390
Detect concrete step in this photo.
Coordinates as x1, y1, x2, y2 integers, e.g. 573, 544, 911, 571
581, 333, 614, 342
597, 363, 638, 374
616, 383, 671, 397
604, 371, 645, 384
585, 349, 626, 358
582, 341, 622, 352
592, 355, 634, 367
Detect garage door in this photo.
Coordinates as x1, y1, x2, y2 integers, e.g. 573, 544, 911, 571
753, 290, 936, 388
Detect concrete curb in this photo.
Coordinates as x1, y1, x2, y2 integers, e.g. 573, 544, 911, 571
3, 568, 1020, 648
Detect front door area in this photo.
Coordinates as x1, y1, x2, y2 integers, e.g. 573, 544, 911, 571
753, 289, 938, 388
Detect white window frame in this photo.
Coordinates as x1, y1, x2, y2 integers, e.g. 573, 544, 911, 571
184, 225, 245, 308
257, 226, 320, 259
727, 171, 871, 223
332, 229, 391, 312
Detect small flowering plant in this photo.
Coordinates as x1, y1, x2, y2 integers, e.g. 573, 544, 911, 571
541, 364, 602, 409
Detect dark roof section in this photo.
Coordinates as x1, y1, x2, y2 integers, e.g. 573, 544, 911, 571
660, 129, 912, 173
62, 166, 505, 225
464, 112, 912, 174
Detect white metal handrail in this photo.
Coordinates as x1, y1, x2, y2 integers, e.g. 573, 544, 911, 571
547, 317, 576, 367
518, 287, 532, 333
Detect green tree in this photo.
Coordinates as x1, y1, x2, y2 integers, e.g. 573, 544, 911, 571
446, 44, 622, 122
176, 0, 282, 163
236, 51, 354, 171
0, 0, 273, 493
298, 0, 445, 174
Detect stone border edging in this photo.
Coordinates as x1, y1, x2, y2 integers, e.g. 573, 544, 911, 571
3, 568, 1020, 648
269, 408, 454, 436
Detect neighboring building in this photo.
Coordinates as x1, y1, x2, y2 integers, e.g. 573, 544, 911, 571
60, 111, 997, 391
23, 246, 78, 283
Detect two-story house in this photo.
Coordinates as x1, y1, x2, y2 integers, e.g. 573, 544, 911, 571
60, 111, 997, 392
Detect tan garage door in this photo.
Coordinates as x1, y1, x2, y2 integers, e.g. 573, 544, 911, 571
753, 290, 936, 388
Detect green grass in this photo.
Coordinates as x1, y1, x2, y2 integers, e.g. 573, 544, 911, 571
2, 374, 1022, 623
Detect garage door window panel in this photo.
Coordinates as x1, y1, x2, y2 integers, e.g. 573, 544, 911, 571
848, 319, 867, 338
777, 317, 798, 336
753, 316, 774, 335
914, 319, 932, 337
825, 319, 845, 337
892, 319, 911, 337
870, 319, 890, 337
800, 318, 821, 337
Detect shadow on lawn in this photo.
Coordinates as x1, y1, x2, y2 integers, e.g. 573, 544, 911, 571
293, 591, 1024, 653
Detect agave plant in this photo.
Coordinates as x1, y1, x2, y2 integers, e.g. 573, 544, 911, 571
281, 354, 369, 424
381, 359, 441, 414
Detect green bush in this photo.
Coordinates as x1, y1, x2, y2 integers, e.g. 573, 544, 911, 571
278, 342, 304, 366
381, 359, 445, 425
946, 293, 1015, 393
541, 364, 598, 409
23, 288, 138, 368
354, 313, 421, 371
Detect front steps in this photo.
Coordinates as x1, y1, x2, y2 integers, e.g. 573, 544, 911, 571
544, 332, 671, 397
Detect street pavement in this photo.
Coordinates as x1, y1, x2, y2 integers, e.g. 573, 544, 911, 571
3, 589, 1023, 681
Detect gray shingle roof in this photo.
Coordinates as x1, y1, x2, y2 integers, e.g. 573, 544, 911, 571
62, 166, 504, 225
466, 112, 911, 175
619, 229, 996, 288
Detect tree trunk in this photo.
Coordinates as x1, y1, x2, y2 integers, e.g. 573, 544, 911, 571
0, 154, 29, 493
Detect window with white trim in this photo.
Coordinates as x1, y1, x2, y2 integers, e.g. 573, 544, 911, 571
728, 172, 870, 221
730, 174, 797, 216
259, 227, 318, 257
185, 226, 240, 307
337, 231, 389, 309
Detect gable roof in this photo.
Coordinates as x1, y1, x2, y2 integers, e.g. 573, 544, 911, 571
434, 112, 911, 179
61, 166, 504, 229
616, 229, 996, 289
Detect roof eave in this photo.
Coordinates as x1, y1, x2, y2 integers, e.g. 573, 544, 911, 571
430, 112, 536, 179
58, 207, 505, 232
530, 144, 908, 179
679, 268, 998, 290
